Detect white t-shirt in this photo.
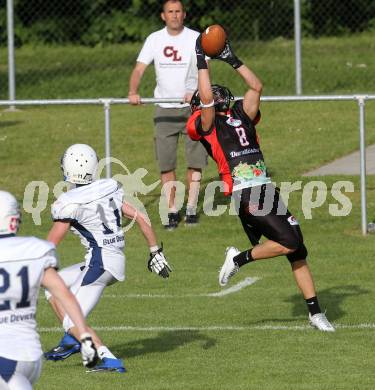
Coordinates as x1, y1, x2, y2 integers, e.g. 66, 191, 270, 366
52, 179, 126, 281
137, 26, 199, 108
0, 236, 57, 361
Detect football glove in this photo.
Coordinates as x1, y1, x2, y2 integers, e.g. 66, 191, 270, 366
195, 35, 208, 70
148, 246, 172, 278
212, 38, 243, 69
80, 333, 98, 368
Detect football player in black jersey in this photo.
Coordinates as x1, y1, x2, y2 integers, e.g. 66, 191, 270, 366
186, 33, 334, 331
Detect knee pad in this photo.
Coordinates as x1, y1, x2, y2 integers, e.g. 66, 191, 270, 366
287, 243, 308, 263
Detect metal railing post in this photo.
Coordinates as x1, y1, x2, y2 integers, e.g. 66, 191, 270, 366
294, 0, 302, 95
6, 0, 16, 109
357, 96, 367, 235
103, 100, 112, 178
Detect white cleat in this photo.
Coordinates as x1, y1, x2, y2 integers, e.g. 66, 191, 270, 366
219, 247, 240, 287
309, 312, 335, 332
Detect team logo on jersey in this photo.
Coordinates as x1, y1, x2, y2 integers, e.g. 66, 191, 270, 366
232, 160, 267, 180
287, 216, 299, 226
226, 117, 242, 127
163, 46, 182, 61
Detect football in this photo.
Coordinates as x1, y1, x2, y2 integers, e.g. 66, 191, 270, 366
201, 24, 227, 57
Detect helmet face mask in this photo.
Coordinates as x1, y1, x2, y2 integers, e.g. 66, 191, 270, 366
61, 144, 99, 185
190, 84, 234, 113
0, 191, 21, 235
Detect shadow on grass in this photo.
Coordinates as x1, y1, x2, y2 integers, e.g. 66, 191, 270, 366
0, 120, 24, 128
112, 330, 216, 359
245, 285, 369, 326
286, 284, 369, 321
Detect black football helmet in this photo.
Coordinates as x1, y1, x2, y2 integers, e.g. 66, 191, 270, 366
190, 84, 234, 113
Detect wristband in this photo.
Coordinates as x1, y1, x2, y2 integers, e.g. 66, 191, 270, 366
232, 58, 244, 69
196, 55, 208, 70
201, 100, 214, 108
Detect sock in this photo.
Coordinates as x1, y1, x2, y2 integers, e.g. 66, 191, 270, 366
98, 346, 116, 360
305, 296, 322, 316
168, 208, 178, 214
233, 249, 254, 268
186, 206, 196, 216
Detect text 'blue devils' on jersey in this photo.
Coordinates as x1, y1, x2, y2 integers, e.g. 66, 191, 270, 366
0, 236, 57, 361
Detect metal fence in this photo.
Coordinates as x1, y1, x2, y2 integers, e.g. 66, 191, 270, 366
1, 94, 374, 235
1, 0, 374, 100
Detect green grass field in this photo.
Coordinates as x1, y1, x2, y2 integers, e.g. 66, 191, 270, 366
1, 33, 375, 389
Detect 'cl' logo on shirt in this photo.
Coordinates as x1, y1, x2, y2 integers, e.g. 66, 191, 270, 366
163, 46, 182, 61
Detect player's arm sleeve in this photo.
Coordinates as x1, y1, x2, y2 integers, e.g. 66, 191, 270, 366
51, 200, 77, 222
187, 111, 214, 140
137, 35, 155, 65
43, 248, 60, 270
232, 100, 261, 126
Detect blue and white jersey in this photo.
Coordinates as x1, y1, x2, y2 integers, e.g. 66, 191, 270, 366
52, 179, 126, 281
0, 236, 57, 361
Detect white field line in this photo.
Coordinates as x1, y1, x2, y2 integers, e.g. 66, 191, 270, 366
103, 277, 260, 299
39, 323, 375, 333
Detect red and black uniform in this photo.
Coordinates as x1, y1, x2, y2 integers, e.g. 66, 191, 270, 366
187, 100, 308, 263
187, 100, 264, 195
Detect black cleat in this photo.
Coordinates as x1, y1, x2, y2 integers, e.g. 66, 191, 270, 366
165, 212, 181, 230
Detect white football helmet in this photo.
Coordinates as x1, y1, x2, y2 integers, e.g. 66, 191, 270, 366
0, 190, 21, 235
61, 144, 98, 185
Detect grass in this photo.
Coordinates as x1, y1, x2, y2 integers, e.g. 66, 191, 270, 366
0, 32, 374, 99
0, 33, 375, 389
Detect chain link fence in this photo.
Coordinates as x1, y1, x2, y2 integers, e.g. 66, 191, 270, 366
0, 0, 374, 99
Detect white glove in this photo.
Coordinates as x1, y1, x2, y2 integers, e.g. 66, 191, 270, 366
148, 247, 172, 278
80, 333, 98, 368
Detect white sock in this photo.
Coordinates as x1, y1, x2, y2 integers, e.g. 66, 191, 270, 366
98, 346, 116, 360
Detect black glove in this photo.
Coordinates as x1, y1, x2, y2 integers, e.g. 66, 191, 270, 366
195, 34, 208, 70
148, 245, 172, 278
212, 38, 243, 69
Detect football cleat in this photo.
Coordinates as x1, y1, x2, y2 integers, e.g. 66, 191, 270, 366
164, 212, 181, 231
184, 213, 199, 226
87, 357, 126, 373
309, 312, 335, 332
219, 247, 240, 287
44, 332, 81, 361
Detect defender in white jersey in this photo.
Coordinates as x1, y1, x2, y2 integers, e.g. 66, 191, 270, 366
0, 191, 98, 390
128, 0, 207, 229
44, 144, 171, 373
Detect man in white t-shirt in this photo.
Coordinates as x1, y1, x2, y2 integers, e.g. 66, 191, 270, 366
128, 0, 207, 230
0, 191, 97, 389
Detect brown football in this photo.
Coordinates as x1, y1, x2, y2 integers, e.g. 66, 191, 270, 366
201, 24, 226, 57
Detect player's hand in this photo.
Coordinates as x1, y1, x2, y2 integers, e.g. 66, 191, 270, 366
212, 39, 243, 69
80, 333, 98, 368
128, 93, 141, 105
148, 246, 172, 278
195, 34, 208, 70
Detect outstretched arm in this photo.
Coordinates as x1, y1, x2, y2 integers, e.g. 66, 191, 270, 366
195, 36, 215, 132
121, 202, 157, 248
122, 202, 171, 278
237, 65, 263, 120
211, 35, 263, 120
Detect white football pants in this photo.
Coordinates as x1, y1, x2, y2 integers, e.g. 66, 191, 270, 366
0, 358, 42, 390
44, 262, 116, 331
